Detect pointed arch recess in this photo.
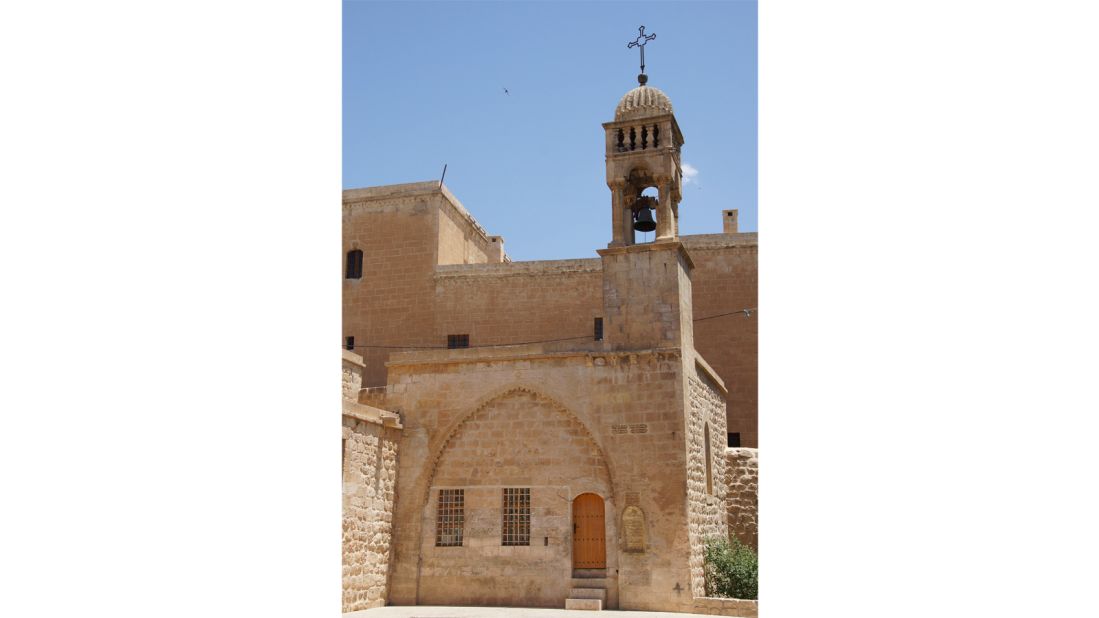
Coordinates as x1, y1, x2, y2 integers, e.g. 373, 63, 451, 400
418, 384, 616, 506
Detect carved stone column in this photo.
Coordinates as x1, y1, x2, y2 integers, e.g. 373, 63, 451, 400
656, 179, 675, 241
609, 182, 626, 247
622, 187, 638, 245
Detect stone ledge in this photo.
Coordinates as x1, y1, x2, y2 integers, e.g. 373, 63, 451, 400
565, 598, 602, 610
386, 344, 682, 369
342, 399, 402, 429
726, 447, 758, 459
681, 233, 758, 250
343, 349, 365, 367
343, 181, 507, 261
597, 240, 696, 270
692, 596, 758, 617
695, 354, 728, 395
435, 258, 601, 279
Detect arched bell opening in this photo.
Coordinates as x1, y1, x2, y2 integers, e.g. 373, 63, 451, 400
631, 186, 660, 243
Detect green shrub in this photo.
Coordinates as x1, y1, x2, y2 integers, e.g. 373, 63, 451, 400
703, 536, 758, 600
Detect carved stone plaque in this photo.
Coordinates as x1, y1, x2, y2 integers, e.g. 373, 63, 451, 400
623, 505, 646, 553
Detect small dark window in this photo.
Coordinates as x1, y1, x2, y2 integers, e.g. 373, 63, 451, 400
447, 334, 469, 349
727, 432, 741, 448
594, 317, 604, 341
344, 336, 355, 351
345, 249, 363, 279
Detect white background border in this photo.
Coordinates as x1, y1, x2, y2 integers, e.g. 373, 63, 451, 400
2, 1, 1097, 616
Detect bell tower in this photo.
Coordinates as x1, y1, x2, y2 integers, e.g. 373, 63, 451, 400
602, 74, 685, 247
597, 39, 695, 352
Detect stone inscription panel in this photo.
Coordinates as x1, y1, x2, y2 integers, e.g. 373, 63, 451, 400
623, 505, 646, 552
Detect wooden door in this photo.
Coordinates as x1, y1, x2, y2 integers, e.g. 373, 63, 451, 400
572, 493, 606, 569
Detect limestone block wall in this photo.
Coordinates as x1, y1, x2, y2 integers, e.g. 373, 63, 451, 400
598, 242, 694, 351
683, 233, 758, 447
418, 389, 613, 607
724, 448, 758, 551
686, 367, 730, 598
433, 259, 603, 350
343, 185, 758, 452
379, 345, 696, 613
437, 194, 500, 265
342, 407, 402, 612
343, 186, 442, 387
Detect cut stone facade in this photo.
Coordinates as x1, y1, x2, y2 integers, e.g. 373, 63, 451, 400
341, 75, 757, 613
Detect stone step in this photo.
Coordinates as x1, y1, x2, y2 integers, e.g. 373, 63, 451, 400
569, 588, 607, 601
565, 598, 602, 611
570, 577, 608, 589
572, 569, 607, 579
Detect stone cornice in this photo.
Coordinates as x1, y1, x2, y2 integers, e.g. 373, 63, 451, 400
694, 353, 728, 396
680, 232, 758, 250
597, 240, 696, 270
343, 181, 509, 262
386, 344, 683, 370
342, 399, 403, 428
434, 258, 601, 280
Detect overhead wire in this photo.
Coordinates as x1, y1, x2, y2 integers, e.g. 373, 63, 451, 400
344, 308, 756, 351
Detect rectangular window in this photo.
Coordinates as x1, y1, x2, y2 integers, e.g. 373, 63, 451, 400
435, 489, 464, 547
727, 432, 741, 448
345, 249, 363, 279
447, 334, 469, 349
502, 487, 530, 546
345, 336, 355, 351
594, 317, 603, 341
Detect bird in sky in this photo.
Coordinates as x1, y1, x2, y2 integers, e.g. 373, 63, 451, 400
503, 87, 510, 95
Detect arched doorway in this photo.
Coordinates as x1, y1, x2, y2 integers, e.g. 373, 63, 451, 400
572, 493, 606, 569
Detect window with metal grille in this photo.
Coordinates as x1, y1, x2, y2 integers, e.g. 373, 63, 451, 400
447, 334, 469, 349
594, 317, 603, 341
501, 487, 530, 546
727, 432, 741, 448
345, 249, 363, 279
435, 489, 464, 547
344, 336, 354, 351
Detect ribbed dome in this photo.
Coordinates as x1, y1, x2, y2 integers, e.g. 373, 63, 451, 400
615, 85, 674, 121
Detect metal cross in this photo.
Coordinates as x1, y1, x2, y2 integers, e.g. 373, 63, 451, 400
627, 25, 657, 75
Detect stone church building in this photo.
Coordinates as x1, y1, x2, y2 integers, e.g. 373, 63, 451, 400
342, 75, 758, 615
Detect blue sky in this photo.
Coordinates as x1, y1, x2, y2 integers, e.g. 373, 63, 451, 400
344, 0, 756, 262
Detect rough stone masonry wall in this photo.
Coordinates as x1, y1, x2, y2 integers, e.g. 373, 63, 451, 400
724, 448, 758, 552
342, 415, 400, 612
693, 596, 759, 617
343, 350, 364, 401
686, 369, 729, 598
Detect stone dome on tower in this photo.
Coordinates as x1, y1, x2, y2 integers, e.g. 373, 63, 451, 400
614, 81, 674, 121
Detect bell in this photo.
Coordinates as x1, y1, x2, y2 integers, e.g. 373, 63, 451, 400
633, 206, 656, 232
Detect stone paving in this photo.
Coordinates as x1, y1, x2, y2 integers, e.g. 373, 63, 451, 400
345, 606, 706, 618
